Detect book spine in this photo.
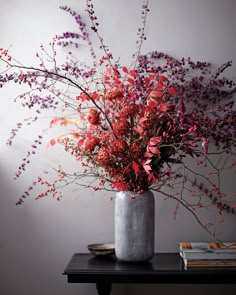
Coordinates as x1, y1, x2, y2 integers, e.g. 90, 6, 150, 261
184, 259, 236, 268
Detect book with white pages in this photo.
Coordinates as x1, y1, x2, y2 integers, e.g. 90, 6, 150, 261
181, 251, 236, 260
180, 242, 236, 253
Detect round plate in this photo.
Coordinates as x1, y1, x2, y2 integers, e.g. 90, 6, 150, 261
87, 243, 115, 256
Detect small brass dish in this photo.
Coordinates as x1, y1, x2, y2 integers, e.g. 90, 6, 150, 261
87, 243, 115, 256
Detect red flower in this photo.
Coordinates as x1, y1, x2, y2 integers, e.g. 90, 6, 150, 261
87, 108, 100, 125
111, 139, 128, 156
112, 174, 130, 191
119, 104, 139, 118
113, 182, 130, 191
113, 120, 130, 136
96, 147, 111, 166
140, 117, 154, 129
84, 136, 100, 152
106, 88, 124, 101
130, 142, 144, 158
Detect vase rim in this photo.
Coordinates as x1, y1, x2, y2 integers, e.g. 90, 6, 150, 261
116, 190, 153, 198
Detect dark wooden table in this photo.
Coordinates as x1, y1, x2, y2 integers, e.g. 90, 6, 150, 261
63, 253, 236, 295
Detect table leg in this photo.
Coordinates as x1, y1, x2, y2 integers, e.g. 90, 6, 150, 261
96, 280, 112, 295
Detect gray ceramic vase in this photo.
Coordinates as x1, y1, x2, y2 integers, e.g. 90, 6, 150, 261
115, 190, 155, 262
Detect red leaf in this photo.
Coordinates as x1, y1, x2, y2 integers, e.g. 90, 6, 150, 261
122, 66, 128, 73
149, 90, 163, 98
148, 146, 160, 155
49, 138, 56, 146
129, 70, 137, 77
147, 100, 159, 108
148, 173, 156, 183
143, 163, 152, 174
134, 125, 143, 134
159, 103, 168, 112
127, 78, 134, 85
168, 87, 177, 95
144, 152, 153, 158
76, 93, 90, 102
158, 75, 168, 82
144, 159, 152, 164
132, 161, 140, 175
77, 138, 84, 146
47, 138, 58, 149
154, 82, 167, 90
149, 136, 162, 145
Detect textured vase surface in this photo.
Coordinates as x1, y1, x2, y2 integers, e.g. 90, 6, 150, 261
115, 190, 155, 262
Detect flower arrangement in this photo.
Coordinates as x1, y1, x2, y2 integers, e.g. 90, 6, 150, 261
0, 0, 236, 237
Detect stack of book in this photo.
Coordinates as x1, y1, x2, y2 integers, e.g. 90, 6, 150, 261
179, 242, 236, 268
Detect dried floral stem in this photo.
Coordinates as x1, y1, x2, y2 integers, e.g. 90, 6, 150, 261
4, 60, 116, 134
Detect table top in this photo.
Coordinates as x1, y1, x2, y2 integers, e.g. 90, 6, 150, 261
63, 253, 236, 284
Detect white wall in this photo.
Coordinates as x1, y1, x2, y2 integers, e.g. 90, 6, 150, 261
0, 0, 236, 294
